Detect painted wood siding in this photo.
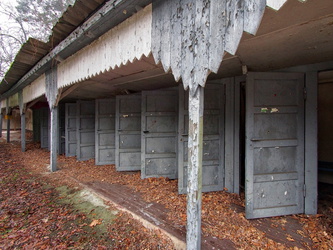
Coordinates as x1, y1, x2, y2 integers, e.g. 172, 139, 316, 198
57, 4, 152, 89
151, 0, 288, 94
22, 74, 46, 104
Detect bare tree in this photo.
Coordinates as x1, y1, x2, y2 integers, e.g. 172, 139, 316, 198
0, 0, 74, 79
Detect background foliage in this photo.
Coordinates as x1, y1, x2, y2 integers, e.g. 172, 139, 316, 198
0, 0, 75, 79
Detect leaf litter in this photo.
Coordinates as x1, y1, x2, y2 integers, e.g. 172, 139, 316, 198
1, 139, 333, 249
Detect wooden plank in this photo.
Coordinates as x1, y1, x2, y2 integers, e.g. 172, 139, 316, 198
209, 0, 226, 73
170, 0, 182, 81
187, 85, 204, 250
181, 0, 196, 91
305, 71, 318, 214
224, 77, 235, 192
225, 0, 244, 55
50, 106, 58, 172
21, 114, 26, 152
233, 76, 242, 194
244, 0, 266, 35
160, 0, 172, 72
151, 0, 163, 64
194, 0, 210, 89
45, 67, 58, 108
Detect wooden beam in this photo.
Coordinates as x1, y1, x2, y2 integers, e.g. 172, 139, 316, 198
187, 85, 204, 250
55, 87, 63, 106
59, 81, 91, 100
27, 97, 43, 109
0, 0, 150, 101
50, 106, 58, 172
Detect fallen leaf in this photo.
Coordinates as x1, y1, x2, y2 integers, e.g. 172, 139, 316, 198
89, 219, 102, 227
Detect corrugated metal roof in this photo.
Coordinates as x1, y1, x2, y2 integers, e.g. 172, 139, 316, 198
0, 0, 106, 95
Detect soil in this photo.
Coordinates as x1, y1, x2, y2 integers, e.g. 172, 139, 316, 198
0, 131, 332, 249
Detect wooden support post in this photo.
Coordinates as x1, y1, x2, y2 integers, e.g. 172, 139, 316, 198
21, 113, 26, 152
50, 106, 58, 172
187, 86, 204, 250
19, 91, 26, 152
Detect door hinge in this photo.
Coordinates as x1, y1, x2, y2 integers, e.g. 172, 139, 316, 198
303, 87, 307, 100
303, 184, 306, 197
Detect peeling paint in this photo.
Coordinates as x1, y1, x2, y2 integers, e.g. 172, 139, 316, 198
187, 86, 204, 250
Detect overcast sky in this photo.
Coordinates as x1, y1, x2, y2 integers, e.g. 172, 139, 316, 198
0, 0, 17, 23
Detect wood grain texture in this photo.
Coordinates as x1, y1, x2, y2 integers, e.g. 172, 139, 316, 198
243, 0, 266, 35
45, 67, 58, 108
209, 0, 226, 73
152, 0, 268, 94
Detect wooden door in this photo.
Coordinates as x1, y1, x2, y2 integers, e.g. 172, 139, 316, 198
141, 88, 178, 179
245, 72, 305, 219
58, 104, 66, 155
40, 107, 50, 150
115, 95, 141, 171
76, 100, 95, 161
65, 103, 77, 157
95, 99, 116, 165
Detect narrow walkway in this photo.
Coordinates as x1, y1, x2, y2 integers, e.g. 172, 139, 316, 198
75, 179, 236, 249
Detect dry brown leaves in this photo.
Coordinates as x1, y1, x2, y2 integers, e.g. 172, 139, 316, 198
4, 140, 333, 249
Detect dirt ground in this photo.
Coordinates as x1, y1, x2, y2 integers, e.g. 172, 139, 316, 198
1, 131, 333, 249
0, 140, 174, 249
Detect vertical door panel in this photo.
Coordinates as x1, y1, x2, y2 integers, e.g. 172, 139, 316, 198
115, 94, 141, 171
142, 89, 178, 179
245, 72, 305, 219
65, 103, 77, 157
58, 104, 66, 155
77, 100, 95, 161
178, 82, 225, 194
95, 99, 115, 165
40, 107, 50, 150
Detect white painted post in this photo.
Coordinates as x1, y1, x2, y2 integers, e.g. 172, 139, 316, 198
50, 106, 58, 172
21, 113, 26, 152
187, 85, 204, 250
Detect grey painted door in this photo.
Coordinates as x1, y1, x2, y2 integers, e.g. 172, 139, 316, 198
95, 99, 116, 165
58, 104, 66, 155
141, 88, 178, 179
77, 100, 95, 161
65, 103, 77, 157
178, 82, 225, 194
40, 107, 50, 149
245, 72, 305, 219
115, 94, 141, 171
33, 108, 41, 142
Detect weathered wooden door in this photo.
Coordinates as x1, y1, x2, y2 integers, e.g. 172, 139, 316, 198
141, 88, 178, 179
95, 99, 115, 165
245, 72, 305, 219
76, 100, 95, 161
65, 103, 77, 157
178, 82, 225, 194
115, 94, 141, 171
58, 104, 66, 155
40, 107, 50, 149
